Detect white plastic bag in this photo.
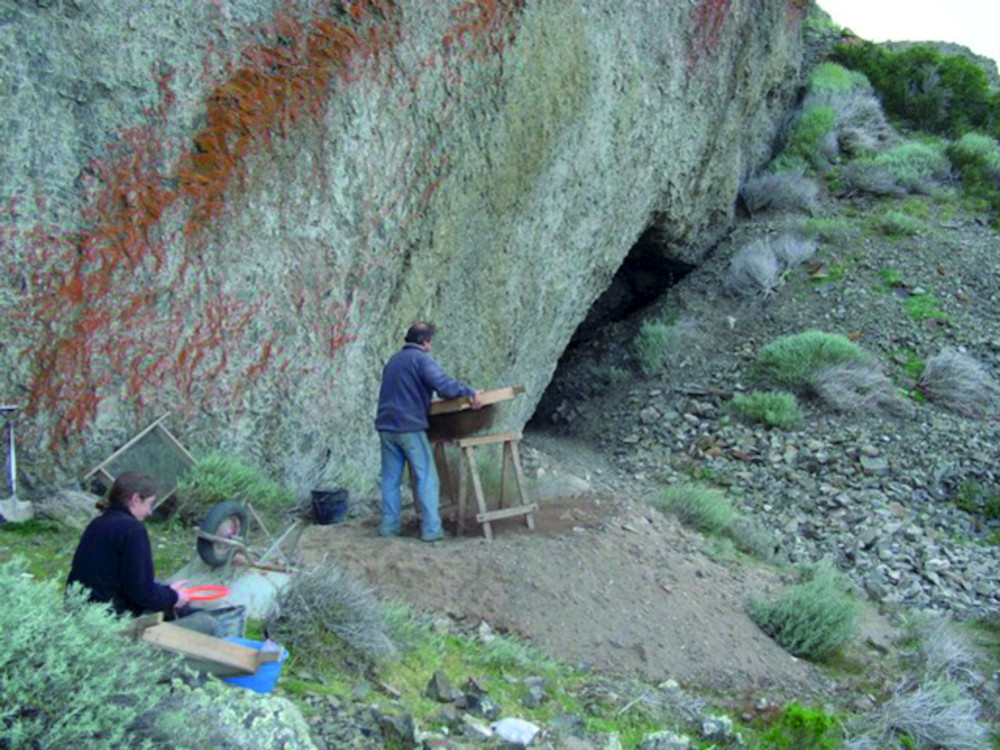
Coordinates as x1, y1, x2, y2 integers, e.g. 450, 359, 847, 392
491, 717, 540, 746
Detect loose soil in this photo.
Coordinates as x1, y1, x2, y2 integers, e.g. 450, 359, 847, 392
297, 434, 891, 701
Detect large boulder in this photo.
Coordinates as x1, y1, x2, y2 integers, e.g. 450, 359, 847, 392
0, 0, 809, 495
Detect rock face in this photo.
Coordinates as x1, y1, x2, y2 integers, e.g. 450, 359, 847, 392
0, 0, 807, 494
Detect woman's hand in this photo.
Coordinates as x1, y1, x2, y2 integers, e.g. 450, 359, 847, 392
170, 580, 191, 608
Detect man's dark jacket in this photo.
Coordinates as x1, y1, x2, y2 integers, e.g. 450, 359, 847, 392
375, 343, 475, 432
66, 508, 179, 616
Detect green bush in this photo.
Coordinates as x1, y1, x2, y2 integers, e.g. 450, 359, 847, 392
807, 62, 855, 95
947, 132, 1000, 224
0, 558, 176, 748
650, 482, 735, 534
832, 42, 996, 137
0, 559, 315, 749
878, 211, 922, 236
749, 561, 859, 661
729, 391, 801, 428
753, 331, 869, 392
874, 141, 951, 192
759, 702, 842, 749
774, 105, 837, 172
175, 452, 295, 519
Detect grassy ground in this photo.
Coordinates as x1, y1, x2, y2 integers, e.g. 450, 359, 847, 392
0, 516, 196, 583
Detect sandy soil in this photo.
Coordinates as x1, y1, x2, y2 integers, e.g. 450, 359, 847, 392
295, 434, 891, 699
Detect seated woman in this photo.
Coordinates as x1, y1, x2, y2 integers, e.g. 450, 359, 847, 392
67, 472, 190, 616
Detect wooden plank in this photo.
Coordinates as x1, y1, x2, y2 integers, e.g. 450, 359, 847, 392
456, 430, 521, 448
477, 504, 539, 523
428, 385, 525, 416
141, 622, 280, 674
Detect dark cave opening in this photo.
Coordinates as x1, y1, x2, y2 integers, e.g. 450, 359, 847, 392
528, 226, 695, 427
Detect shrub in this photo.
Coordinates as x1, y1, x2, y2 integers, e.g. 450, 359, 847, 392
846, 680, 988, 750
749, 561, 858, 661
874, 142, 951, 193
729, 390, 801, 428
775, 105, 837, 172
813, 361, 907, 414
268, 561, 406, 664
918, 348, 1000, 418
633, 317, 698, 376
947, 132, 1000, 190
753, 331, 869, 393
650, 482, 735, 534
842, 158, 908, 196
726, 517, 781, 561
175, 452, 295, 520
800, 217, 852, 242
0, 558, 175, 748
877, 211, 921, 236
0, 560, 313, 750
739, 170, 819, 215
770, 235, 817, 267
725, 242, 781, 299
947, 132, 1000, 224
759, 702, 843, 749
832, 41, 996, 137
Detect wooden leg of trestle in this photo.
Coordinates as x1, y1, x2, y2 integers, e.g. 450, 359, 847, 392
509, 439, 535, 531
456, 449, 468, 537
463, 445, 492, 541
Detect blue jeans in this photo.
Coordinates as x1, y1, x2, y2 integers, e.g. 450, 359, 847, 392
379, 430, 442, 540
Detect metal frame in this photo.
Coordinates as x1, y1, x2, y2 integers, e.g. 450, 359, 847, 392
1, 405, 20, 500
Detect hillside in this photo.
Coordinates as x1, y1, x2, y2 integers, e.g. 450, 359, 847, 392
286, 184, 1000, 747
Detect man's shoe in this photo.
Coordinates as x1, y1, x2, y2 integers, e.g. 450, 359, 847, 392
379, 525, 401, 537
421, 530, 449, 542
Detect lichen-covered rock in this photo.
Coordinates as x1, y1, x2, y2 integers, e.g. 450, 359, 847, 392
137, 678, 317, 750
0, 0, 807, 494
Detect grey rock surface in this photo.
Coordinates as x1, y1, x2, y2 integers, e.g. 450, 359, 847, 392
0, 0, 806, 495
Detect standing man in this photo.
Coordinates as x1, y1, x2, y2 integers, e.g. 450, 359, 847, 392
375, 322, 482, 541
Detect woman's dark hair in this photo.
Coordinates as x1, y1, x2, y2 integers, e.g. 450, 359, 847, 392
404, 322, 436, 345
106, 472, 157, 510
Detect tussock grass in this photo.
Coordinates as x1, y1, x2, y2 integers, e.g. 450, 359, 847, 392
846, 679, 988, 750
633, 317, 699, 376
725, 241, 781, 299
650, 483, 735, 535
269, 561, 410, 665
175, 452, 295, 520
813, 361, 908, 414
919, 348, 1000, 418
753, 331, 870, 393
877, 210, 922, 236
800, 216, 853, 242
729, 390, 802, 429
740, 170, 819, 215
749, 561, 858, 661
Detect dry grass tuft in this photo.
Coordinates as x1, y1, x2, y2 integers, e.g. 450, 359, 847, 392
919, 348, 1000, 418
814, 362, 909, 415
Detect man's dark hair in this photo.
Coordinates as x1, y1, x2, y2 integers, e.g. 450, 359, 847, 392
106, 472, 157, 510
404, 322, 436, 345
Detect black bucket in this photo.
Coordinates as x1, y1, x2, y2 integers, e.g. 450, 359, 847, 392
312, 488, 349, 525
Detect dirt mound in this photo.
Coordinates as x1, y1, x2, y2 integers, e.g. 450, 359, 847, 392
296, 480, 833, 697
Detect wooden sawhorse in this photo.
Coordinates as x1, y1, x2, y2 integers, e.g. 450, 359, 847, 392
451, 430, 537, 541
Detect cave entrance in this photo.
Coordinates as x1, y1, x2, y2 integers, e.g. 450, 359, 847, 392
529, 226, 695, 426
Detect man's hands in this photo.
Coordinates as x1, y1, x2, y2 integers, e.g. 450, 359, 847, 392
470, 391, 485, 410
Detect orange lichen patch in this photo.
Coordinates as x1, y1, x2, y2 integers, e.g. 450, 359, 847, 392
445, 0, 524, 60
18, 2, 398, 444
688, 0, 733, 68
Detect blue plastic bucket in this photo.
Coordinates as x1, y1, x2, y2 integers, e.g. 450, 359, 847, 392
222, 637, 288, 694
